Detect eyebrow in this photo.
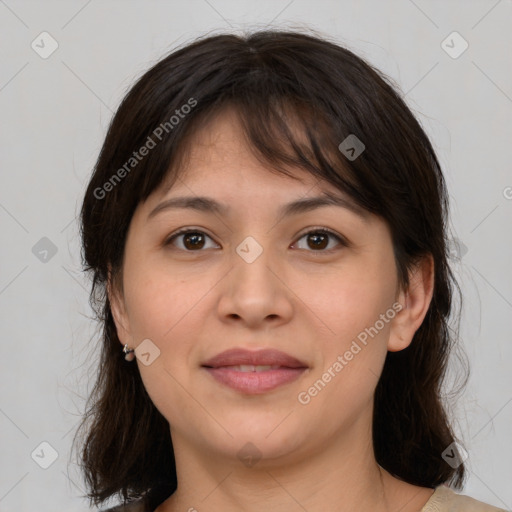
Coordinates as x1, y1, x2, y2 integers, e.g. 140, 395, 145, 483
147, 192, 369, 222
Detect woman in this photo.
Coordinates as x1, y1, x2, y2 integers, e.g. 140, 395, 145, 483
74, 29, 507, 512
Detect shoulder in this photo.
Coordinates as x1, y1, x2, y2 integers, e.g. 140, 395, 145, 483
100, 498, 149, 512
99, 484, 174, 511
422, 485, 509, 512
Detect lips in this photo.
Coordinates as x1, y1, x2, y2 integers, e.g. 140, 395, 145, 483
201, 348, 308, 369
201, 348, 309, 394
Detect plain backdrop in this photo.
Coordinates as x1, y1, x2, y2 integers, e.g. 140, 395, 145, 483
0, 1, 511, 511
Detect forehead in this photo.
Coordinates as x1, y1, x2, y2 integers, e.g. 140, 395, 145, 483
155, 106, 326, 200
142, 107, 372, 225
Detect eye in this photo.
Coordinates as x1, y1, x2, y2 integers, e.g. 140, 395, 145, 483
164, 229, 219, 251
164, 227, 348, 253
292, 227, 347, 253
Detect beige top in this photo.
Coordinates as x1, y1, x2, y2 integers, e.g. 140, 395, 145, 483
420, 485, 508, 512
104, 485, 509, 511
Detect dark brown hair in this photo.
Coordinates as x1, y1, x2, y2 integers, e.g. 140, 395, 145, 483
74, 28, 467, 509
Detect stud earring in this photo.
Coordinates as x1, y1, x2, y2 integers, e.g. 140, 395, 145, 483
123, 344, 135, 361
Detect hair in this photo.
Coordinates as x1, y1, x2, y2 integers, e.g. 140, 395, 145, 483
74, 28, 468, 509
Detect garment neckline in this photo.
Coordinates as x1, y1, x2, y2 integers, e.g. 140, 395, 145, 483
420, 485, 452, 511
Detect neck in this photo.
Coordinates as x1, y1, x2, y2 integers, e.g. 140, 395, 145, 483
155, 415, 427, 512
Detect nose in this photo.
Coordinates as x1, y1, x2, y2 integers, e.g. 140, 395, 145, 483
216, 244, 294, 330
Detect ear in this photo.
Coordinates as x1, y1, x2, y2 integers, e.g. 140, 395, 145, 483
107, 265, 133, 347
388, 254, 434, 352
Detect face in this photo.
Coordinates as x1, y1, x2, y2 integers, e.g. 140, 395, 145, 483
110, 107, 414, 468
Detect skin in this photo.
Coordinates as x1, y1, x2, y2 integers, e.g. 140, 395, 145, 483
109, 107, 435, 512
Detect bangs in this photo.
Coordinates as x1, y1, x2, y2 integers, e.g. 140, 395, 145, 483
147, 85, 382, 219
92, 29, 442, 289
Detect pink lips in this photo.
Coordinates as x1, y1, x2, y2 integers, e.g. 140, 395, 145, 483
201, 348, 308, 394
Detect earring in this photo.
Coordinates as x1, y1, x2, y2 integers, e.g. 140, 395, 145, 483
123, 344, 135, 361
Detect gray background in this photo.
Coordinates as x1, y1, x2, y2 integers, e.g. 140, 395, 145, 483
0, 1, 511, 511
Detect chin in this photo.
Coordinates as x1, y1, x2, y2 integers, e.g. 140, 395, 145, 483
215, 417, 306, 453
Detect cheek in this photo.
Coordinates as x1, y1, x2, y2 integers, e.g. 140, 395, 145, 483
302, 255, 397, 396
122, 263, 208, 341
127, 271, 205, 419
122, 265, 216, 402
309, 257, 397, 343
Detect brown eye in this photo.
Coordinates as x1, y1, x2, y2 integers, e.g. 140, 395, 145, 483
165, 230, 218, 251
306, 232, 329, 250
182, 232, 205, 250
293, 229, 346, 252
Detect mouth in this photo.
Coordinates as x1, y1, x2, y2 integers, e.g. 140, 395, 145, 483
201, 348, 308, 394
212, 364, 284, 372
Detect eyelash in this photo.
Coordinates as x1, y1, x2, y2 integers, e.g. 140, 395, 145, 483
164, 227, 349, 254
